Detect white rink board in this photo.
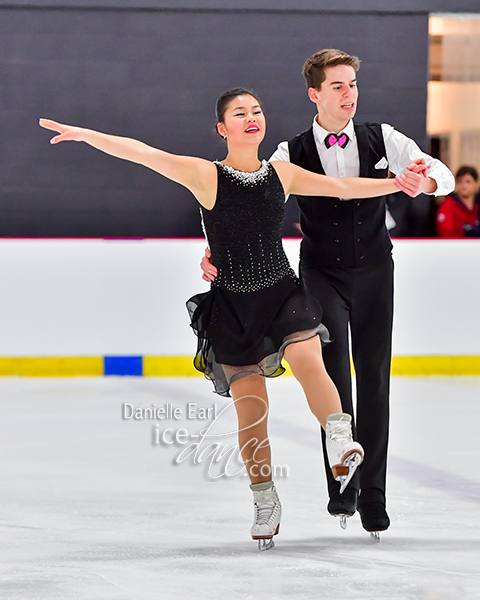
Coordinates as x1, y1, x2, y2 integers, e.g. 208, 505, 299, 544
0, 238, 478, 356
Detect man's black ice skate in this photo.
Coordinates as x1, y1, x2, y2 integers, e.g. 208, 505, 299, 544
358, 502, 390, 542
328, 487, 358, 530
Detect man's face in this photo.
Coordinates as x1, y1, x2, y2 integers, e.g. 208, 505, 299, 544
309, 65, 358, 127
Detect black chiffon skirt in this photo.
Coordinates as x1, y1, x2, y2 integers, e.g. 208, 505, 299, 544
186, 276, 330, 396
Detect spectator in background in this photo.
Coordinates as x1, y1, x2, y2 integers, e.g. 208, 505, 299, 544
437, 165, 480, 238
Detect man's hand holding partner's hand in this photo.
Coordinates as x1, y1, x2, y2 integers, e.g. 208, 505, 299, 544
395, 158, 433, 197
201, 247, 218, 283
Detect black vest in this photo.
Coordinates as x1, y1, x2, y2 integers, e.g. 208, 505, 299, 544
288, 123, 392, 268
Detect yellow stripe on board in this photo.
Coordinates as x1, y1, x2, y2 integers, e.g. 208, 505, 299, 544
0, 357, 103, 377
145, 356, 479, 377
0, 356, 478, 377
391, 355, 480, 376
143, 356, 200, 377
143, 356, 294, 377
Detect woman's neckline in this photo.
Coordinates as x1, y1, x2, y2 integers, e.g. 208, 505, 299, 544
215, 159, 268, 174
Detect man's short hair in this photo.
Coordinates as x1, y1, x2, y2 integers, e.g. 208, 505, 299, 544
302, 49, 361, 89
455, 165, 479, 181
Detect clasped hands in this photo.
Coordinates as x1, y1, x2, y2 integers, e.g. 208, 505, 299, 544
395, 158, 432, 196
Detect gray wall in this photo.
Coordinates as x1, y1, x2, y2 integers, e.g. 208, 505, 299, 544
0, 5, 441, 236
2, 0, 479, 11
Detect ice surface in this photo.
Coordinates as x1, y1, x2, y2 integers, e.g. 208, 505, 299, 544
0, 376, 479, 600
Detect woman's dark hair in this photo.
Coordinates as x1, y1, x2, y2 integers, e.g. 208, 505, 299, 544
455, 165, 479, 181
215, 87, 263, 125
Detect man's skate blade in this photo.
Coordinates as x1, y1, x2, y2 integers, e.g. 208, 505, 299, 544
333, 452, 363, 494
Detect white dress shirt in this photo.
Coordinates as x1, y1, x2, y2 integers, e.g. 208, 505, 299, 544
270, 117, 454, 197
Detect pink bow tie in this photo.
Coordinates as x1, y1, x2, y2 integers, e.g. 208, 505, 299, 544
325, 133, 349, 149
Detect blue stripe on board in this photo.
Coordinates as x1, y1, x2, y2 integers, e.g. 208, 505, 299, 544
104, 356, 143, 376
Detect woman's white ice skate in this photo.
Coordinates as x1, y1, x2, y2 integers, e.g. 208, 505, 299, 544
326, 413, 364, 494
250, 481, 282, 551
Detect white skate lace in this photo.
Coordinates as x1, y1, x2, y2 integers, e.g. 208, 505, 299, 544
254, 490, 279, 526
327, 421, 351, 444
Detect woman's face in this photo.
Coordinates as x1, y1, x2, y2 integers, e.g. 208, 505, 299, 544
456, 174, 479, 200
217, 94, 266, 146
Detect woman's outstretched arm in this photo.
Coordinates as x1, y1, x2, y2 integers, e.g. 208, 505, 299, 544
271, 160, 422, 199
39, 119, 217, 208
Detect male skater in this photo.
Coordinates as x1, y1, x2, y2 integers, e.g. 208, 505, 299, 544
202, 49, 454, 536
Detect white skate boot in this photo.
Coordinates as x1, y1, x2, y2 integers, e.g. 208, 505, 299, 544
326, 413, 364, 494
250, 481, 281, 551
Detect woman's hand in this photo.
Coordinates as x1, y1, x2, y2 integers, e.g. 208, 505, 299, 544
406, 158, 430, 176
39, 117, 217, 209
39, 119, 85, 144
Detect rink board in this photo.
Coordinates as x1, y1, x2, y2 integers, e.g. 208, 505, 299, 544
0, 238, 478, 376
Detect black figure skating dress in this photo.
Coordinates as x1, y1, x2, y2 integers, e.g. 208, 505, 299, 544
187, 160, 329, 396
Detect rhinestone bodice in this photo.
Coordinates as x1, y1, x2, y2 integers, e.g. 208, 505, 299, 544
200, 161, 297, 292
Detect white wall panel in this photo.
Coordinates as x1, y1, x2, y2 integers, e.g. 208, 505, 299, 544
0, 239, 478, 356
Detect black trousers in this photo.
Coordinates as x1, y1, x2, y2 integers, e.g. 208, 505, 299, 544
300, 256, 394, 506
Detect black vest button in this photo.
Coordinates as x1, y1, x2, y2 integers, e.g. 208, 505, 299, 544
335, 239, 339, 243
357, 238, 361, 242
333, 222, 338, 226
360, 255, 365, 259
336, 257, 340, 261
358, 221, 362, 225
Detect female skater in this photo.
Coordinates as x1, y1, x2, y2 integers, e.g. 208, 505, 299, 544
40, 88, 414, 550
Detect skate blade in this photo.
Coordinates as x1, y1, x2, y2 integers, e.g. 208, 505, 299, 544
339, 514, 348, 530
330, 511, 351, 530
258, 538, 275, 551
252, 523, 280, 551
370, 531, 381, 543
332, 452, 363, 494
